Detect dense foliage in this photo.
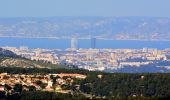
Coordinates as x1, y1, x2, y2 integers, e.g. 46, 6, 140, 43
0, 66, 101, 75
0, 91, 89, 100
80, 73, 170, 99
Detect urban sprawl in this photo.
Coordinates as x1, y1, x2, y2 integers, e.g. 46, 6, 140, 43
2, 38, 170, 72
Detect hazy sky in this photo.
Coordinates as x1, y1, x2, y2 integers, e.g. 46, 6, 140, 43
0, 0, 170, 17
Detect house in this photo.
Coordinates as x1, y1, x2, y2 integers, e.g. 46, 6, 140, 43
0, 86, 4, 91
50, 73, 86, 79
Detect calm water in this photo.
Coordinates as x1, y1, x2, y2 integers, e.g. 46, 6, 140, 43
0, 37, 170, 50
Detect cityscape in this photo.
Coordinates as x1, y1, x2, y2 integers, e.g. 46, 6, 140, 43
1, 0, 170, 100
2, 37, 170, 73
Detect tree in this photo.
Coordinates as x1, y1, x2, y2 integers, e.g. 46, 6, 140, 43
50, 75, 54, 79
52, 77, 57, 86
28, 86, 36, 91
35, 80, 47, 89
4, 84, 12, 92
13, 84, 23, 93
40, 83, 47, 89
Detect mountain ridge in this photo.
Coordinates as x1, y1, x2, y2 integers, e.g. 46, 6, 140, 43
0, 17, 170, 40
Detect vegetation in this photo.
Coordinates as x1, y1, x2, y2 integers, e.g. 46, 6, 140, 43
80, 73, 170, 99
1, 49, 170, 100
0, 67, 170, 99
0, 91, 89, 100
0, 47, 68, 69
0, 66, 101, 75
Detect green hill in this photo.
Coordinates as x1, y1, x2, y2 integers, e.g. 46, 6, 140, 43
0, 48, 66, 69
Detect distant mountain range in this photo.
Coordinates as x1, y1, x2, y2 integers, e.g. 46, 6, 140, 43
0, 16, 170, 40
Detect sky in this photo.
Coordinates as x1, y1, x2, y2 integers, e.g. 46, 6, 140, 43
0, 0, 170, 17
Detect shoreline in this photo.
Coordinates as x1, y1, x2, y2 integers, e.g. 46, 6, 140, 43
0, 36, 170, 42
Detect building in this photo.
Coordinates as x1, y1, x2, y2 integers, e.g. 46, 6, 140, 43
71, 38, 78, 49
91, 37, 96, 49
20, 46, 29, 51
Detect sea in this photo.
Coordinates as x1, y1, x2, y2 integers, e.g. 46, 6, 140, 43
0, 37, 170, 50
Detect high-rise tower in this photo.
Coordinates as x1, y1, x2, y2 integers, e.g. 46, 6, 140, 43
71, 38, 78, 49
91, 37, 96, 49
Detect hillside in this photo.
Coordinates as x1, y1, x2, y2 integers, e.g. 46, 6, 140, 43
0, 48, 65, 69
0, 48, 17, 57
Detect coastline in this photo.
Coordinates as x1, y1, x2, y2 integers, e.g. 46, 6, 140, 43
0, 36, 170, 42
